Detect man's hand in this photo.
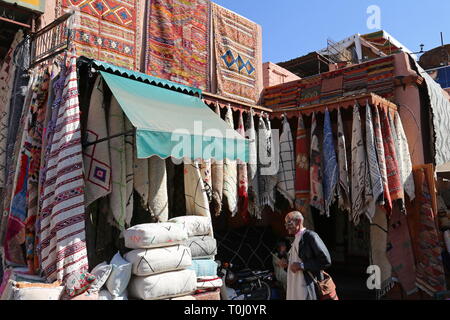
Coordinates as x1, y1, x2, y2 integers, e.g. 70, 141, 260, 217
278, 258, 288, 269
289, 262, 303, 273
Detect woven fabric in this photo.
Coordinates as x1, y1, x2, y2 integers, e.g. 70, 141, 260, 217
299, 76, 321, 106
133, 152, 149, 209
322, 108, 338, 217
343, 64, 368, 97
169, 215, 212, 237
185, 236, 217, 259
124, 119, 134, 225
372, 106, 389, 208
247, 110, 260, 219
147, 156, 168, 222
236, 111, 249, 218
199, 160, 212, 204
83, 76, 111, 206
223, 106, 238, 215
367, 56, 395, 100
277, 117, 296, 207
295, 115, 310, 210
309, 113, 324, 214
320, 71, 343, 103
210, 104, 223, 216
184, 161, 211, 218
124, 222, 188, 249
337, 108, 350, 212
212, 3, 260, 104
145, 0, 210, 90
39, 55, 88, 282
59, 0, 140, 70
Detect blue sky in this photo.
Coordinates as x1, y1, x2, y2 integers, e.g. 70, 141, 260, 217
213, 0, 450, 63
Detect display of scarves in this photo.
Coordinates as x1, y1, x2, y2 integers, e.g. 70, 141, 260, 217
365, 103, 383, 221
184, 161, 211, 218
372, 107, 388, 208
0, 30, 24, 187
83, 76, 112, 206
247, 109, 261, 219
380, 108, 404, 214
295, 115, 310, 210
148, 156, 168, 222
211, 104, 224, 216
236, 111, 249, 218
309, 113, 324, 214
350, 104, 371, 225
414, 168, 447, 296
145, 0, 210, 90
39, 55, 89, 282
277, 116, 296, 207
322, 108, 338, 217
370, 207, 394, 299
336, 108, 350, 212
258, 116, 278, 211
223, 106, 238, 215
394, 112, 415, 202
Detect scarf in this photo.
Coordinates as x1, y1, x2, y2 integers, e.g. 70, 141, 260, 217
184, 161, 211, 218
394, 112, 415, 202
148, 156, 168, 222
236, 111, 249, 219
211, 104, 223, 216
223, 106, 238, 215
350, 104, 371, 225
372, 107, 388, 207
200, 159, 212, 203
295, 115, 310, 210
83, 76, 112, 206
277, 116, 296, 207
337, 108, 350, 212
309, 113, 324, 214
365, 103, 384, 221
322, 108, 338, 217
247, 110, 261, 219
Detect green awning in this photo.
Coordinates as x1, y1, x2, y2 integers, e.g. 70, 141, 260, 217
100, 71, 248, 162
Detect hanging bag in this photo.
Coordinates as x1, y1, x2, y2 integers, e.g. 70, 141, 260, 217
306, 270, 338, 300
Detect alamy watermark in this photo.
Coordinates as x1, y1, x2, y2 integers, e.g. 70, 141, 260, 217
367, 5, 381, 30
366, 265, 381, 290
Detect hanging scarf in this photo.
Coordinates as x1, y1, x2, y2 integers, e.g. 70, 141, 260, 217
223, 106, 238, 215
83, 76, 112, 206
211, 104, 224, 216
236, 111, 249, 219
365, 103, 384, 221
394, 112, 415, 202
148, 156, 168, 222
277, 116, 296, 207
295, 115, 310, 210
247, 109, 261, 219
309, 113, 324, 214
380, 108, 404, 214
350, 104, 371, 225
124, 119, 134, 226
322, 108, 338, 217
200, 159, 212, 203
336, 108, 350, 212
39, 55, 88, 282
372, 106, 388, 208
184, 161, 211, 218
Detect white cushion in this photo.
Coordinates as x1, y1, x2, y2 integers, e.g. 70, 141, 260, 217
125, 245, 192, 276
169, 216, 212, 237
128, 269, 197, 300
90, 262, 113, 292
11, 285, 64, 300
196, 276, 223, 289
98, 289, 128, 300
124, 223, 188, 249
106, 252, 132, 297
185, 236, 217, 259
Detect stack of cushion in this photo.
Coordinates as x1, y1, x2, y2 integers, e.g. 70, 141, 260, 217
124, 222, 197, 300
168, 216, 222, 300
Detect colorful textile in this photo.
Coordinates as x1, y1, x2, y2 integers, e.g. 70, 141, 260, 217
39, 55, 89, 282
223, 106, 238, 215
83, 76, 112, 206
299, 76, 321, 106
414, 168, 447, 296
210, 104, 223, 216
247, 110, 260, 219
387, 206, 417, 295
336, 108, 350, 212
350, 104, 371, 225
394, 112, 415, 202
309, 113, 324, 214
372, 106, 388, 207
322, 108, 338, 217
320, 71, 343, 103
184, 161, 211, 218
148, 156, 168, 222
294, 115, 310, 210
145, 0, 210, 90
59, 0, 139, 70
380, 109, 404, 214
277, 116, 296, 207
367, 56, 395, 100
236, 111, 249, 219
212, 3, 260, 104
343, 64, 368, 97
365, 103, 383, 220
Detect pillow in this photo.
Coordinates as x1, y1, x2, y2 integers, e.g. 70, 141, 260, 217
185, 236, 217, 259
106, 252, 132, 297
188, 259, 218, 277
89, 262, 113, 292
124, 223, 188, 249
65, 271, 96, 297
11, 281, 64, 300
98, 289, 128, 300
128, 269, 197, 300
196, 276, 223, 289
169, 216, 212, 237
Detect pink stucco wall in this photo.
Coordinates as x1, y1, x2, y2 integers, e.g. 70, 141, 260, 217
263, 62, 301, 88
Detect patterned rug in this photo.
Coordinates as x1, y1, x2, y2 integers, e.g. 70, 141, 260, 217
343, 64, 368, 97
145, 0, 210, 90
367, 56, 395, 101
59, 0, 140, 70
212, 3, 261, 104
